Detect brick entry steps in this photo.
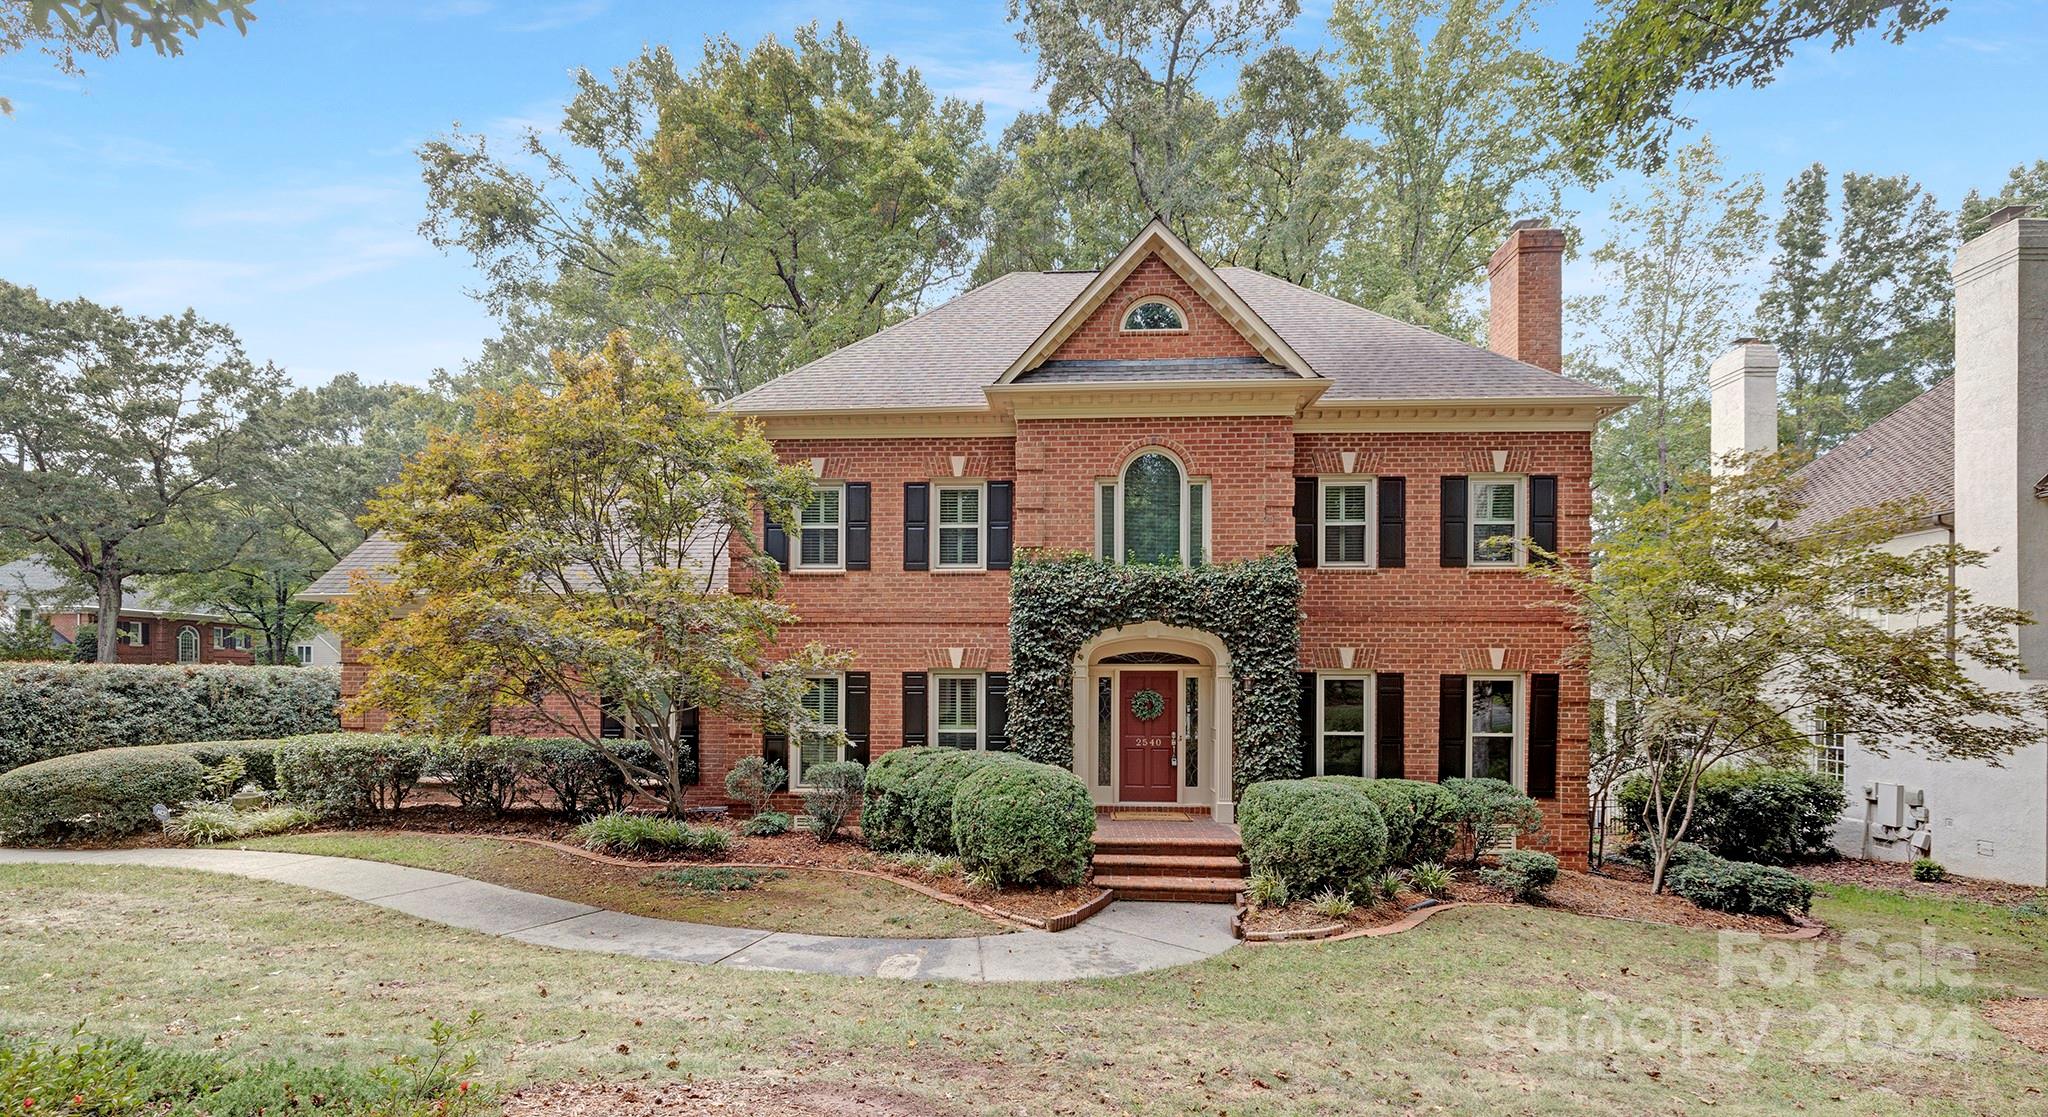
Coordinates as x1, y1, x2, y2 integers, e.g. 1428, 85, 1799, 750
1091, 816, 1245, 904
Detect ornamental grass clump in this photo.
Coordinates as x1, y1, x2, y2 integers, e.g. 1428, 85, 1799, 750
164, 802, 316, 845
572, 812, 731, 857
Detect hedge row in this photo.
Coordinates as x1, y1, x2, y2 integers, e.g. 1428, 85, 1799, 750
1617, 765, 1844, 865
0, 663, 341, 772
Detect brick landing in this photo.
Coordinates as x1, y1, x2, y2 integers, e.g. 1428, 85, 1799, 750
1092, 817, 1244, 904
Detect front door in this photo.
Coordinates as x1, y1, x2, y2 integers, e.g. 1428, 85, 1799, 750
1118, 670, 1178, 802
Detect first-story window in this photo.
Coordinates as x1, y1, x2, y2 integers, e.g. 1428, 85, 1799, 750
1814, 707, 1846, 784
1468, 676, 1519, 782
933, 673, 982, 748
796, 483, 844, 571
176, 626, 199, 664
795, 674, 845, 785
1320, 479, 1374, 566
935, 483, 984, 570
1468, 476, 1526, 566
294, 643, 316, 665
1317, 673, 1371, 776
116, 620, 146, 646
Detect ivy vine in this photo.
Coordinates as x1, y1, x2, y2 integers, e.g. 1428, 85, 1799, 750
1007, 549, 1305, 791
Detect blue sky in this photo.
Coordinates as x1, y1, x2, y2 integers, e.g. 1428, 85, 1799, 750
2, 0, 2044, 387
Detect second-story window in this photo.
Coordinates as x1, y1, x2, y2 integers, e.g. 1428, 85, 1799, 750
796, 483, 844, 571
935, 483, 984, 570
1099, 452, 1207, 567
1320, 479, 1375, 566
1468, 477, 1525, 567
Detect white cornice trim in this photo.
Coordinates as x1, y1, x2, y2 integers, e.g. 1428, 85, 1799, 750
1297, 396, 1636, 431
994, 218, 1315, 383
744, 407, 1015, 440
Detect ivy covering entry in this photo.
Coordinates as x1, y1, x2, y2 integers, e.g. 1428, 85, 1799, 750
1007, 550, 1306, 791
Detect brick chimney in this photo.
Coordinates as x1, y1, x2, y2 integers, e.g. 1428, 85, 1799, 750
1488, 221, 1565, 373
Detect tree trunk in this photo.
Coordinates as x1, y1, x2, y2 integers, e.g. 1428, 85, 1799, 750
95, 566, 123, 664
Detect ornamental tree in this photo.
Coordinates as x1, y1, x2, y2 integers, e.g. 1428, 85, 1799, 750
332, 335, 846, 814
1534, 454, 2048, 892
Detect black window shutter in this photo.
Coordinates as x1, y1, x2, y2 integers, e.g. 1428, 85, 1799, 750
763, 729, 789, 771
985, 671, 1011, 750
903, 483, 930, 571
679, 706, 701, 785
1377, 476, 1406, 568
1298, 670, 1318, 776
1375, 673, 1405, 778
1527, 673, 1559, 799
1437, 674, 1467, 781
1530, 475, 1559, 565
845, 671, 871, 765
1293, 477, 1319, 568
901, 672, 928, 747
599, 695, 626, 739
763, 510, 790, 571
1440, 477, 1468, 568
987, 481, 1015, 570
138, 622, 150, 646
845, 483, 871, 571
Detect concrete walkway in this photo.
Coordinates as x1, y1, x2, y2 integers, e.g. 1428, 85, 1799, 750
0, 847, 1237, 983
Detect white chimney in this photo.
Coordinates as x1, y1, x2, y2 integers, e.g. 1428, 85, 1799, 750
1708, 339, 1780, 474
1952, 207, 2048, 678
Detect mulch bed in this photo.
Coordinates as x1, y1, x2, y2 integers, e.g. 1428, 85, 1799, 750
1792, 857, 2048, 905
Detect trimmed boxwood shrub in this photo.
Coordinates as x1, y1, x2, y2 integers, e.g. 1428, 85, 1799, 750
428, 738, 531, 815
1237, 778, 1388, 899
950, 760, 1095, 887
886, 748, 1025, 854
276, 734, 429, 821
0, 664, 340, 772
0, 745, 206, 844
1617, 766, 1844, 865
800, 760, 865, 841
1479, 849, 1560, 901
1313, 777, 1461, 866
859, 746, 941, 852
1666, 850, 1816, 917
1442, 777, 1544, 861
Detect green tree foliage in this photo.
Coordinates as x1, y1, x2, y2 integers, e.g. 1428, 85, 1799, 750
0, 0, 254, 113
0, 282, 286, 663
1328, 0, 1568, 336
1960, 160, 2048, 241
1221, 44, 1367, 287
1565, 1, 1948, 175
332, 334, 848, 814
420, 24, 990, 399
1757, 163, 1953, 449
1569, 136, 1766, 522
1533, 456, 2048, 891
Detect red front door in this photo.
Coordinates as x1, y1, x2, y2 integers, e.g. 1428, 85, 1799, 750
1118, 671, 1179, 802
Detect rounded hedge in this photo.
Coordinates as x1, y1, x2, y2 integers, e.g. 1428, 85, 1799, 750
950, 760, 1095, 887
1311, 776, 1461, 867
1237, 778, 1388, 898
860, 746, 943, 852
0, 745, 206, 844
895, 748, 1024, 854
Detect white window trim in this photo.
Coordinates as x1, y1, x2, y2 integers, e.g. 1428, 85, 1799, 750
1314, 670, 1375, 777
1467, 474, 1529, 569
792, 481, 846, 573
1466, 674, 1524, 788
930, 670, 986, 750
1097, 451, 1210, 569
1317, 476, 1378, 569
1813, 709, 1847, 784
932, 480, 988, 572
790, 672, 846, 789
295, 643, 316, 665
1119, 296, 1189, 333
176, 625, 200, 664
117, 620, 145, 647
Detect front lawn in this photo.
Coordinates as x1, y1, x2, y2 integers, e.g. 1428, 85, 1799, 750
239, 831, 1001, 938
1, 864, 2042, 1115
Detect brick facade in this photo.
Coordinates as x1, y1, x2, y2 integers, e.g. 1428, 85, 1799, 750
46, 612, 256, 666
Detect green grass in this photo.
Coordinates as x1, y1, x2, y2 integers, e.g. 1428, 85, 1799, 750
236, 831, 998, 938
0, 863, 2043, 1115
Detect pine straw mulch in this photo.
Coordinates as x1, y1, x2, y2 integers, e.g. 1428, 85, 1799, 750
1981, 998, 2048, 1055
501, 1080, 960, 1117
1792, 857, 2048, 906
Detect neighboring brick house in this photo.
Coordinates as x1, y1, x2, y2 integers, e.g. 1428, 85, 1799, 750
308, 219, 1630, 867
0, 557, 257, 665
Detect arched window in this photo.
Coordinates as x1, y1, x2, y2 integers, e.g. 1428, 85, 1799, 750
1121, 298, 1185, 332
1097, 451, 1207, 567
176, 626, 199, 664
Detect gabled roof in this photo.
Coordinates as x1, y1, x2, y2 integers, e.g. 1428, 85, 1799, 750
1789, 378, 1955, 535
299, 534, 401, 601
0, 557, 226, 620
722, 247, 1624, 417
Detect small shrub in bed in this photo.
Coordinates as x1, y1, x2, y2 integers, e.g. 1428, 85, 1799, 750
950, 760, 1095, 887
1245, 872, 1289, 909
724, 755, 787, 816
275, 734, 428, 821
1666, 850, 1815, 917
1441, 777, 1544, 862
524, 737, 652, 817
799, 760, 864, 841
1479, 850, 1560, 901
1308, 890, 1357, 919
1312, 777, 1462, 866
1407, 860, 1452, 899
573, 811, 730, 857
429, 738, 533, 815
1911, 858, 1948, 882
0, 745, 205, 843
740, 810, 792, 837
1237, 779, 1388, 900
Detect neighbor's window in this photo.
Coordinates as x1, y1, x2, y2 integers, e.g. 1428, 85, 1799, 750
796, 674, 844, 785
213, 627, 251, 651
294, 643, 316, 665
116, 620, 145, 646
1318, 674, 1371, 776
1468, 677, 1519, 783
1122, 298, 1185, 331
795, 483, 844, 571
1320, 480, 1374, 566
1469, 477, 1525, 566
176, 626, 199, 664
933, 673, 982, 749
1814, 707, 1846, 784
935, 483, 984, 570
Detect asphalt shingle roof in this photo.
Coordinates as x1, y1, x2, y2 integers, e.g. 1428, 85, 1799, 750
1789, 378, 1954, 535
299, 534, 401, 599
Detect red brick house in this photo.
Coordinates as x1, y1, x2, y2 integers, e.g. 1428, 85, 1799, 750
311, 219, 1627, 867
1, 557, 257, 666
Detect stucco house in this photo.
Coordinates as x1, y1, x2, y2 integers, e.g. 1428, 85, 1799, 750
307, 219, 1630, 893
1709, 206, 2048, 887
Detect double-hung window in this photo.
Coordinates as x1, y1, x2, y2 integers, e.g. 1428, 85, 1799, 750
1320, 479, 1375, 567
294, 643, 316, 665
1468, 677, 1519, 783
116, 620, 146, 646
1316, 673, 1372, 776
1814, 707, 1846, 784
796, 483, 845, 571
933, 673, 983, 749
935, 483, 984, 570
795, 674, 844, 786
1468, 476, 1525, 567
